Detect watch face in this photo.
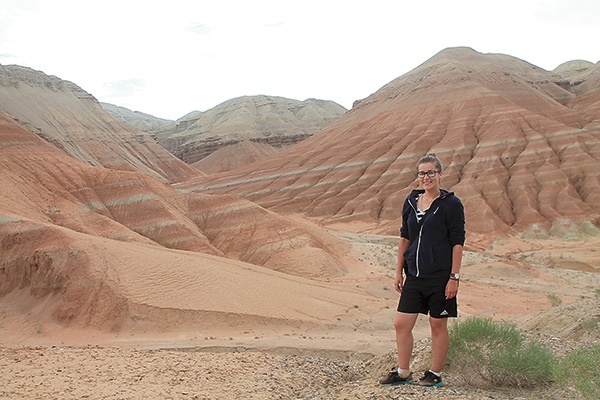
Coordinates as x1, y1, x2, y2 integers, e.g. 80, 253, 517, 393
451, 273, 460, 279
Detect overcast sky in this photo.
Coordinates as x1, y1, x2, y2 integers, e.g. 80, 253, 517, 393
1, 0, 599, 120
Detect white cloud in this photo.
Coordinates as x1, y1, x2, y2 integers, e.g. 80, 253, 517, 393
186, 24, 211, 36
103, 79, 146, 98
0, 0, 598, 120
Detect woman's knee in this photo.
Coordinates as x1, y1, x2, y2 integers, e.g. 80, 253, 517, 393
429, 317, 448, 336
394, 313, 417, 332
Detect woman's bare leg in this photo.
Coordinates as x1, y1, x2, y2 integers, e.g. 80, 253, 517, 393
394, 312, 419, 370
429, 316, 449, 372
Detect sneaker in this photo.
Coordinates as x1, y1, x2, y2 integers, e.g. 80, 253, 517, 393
418, 370, 443, 387
379, 368, 413, 385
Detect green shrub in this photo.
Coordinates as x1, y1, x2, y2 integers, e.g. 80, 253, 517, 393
554, 346, 600, 400
581, 317, 599, 331
447, 317, 555, 388
547, 293, 562, 307
492, 341, 555, 387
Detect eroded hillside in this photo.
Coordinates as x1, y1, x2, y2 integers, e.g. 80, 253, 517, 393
0, 112, 366, 333
178, 48, 600, 245
0, 65, 200, 183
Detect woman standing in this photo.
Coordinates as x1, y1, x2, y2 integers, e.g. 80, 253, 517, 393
379, 154, 466, 387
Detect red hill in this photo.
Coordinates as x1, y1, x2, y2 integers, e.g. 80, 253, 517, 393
179, 47, 600, 245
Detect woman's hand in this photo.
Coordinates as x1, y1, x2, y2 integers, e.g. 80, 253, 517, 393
394, 274, 404, 293
445, 279, 459, 299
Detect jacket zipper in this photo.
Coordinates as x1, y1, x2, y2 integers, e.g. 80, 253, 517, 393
409, 200, 423, 277
410, 194, 442, 278
416, 225, 423, 276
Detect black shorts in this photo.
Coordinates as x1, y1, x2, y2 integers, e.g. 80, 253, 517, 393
397, 274, 457, 318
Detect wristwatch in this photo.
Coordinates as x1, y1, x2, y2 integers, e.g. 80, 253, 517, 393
449, 273, 460, 281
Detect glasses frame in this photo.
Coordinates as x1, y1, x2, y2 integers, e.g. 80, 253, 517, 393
416, 169, 441, 179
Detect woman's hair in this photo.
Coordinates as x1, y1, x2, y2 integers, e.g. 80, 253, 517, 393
417, 153, 443, 172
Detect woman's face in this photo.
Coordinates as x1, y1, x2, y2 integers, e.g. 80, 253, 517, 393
417, 161, 442, 190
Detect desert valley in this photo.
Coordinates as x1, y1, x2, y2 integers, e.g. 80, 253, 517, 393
0, 47, 598, 399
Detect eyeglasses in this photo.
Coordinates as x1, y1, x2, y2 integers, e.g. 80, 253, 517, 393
417, 170, 440, 179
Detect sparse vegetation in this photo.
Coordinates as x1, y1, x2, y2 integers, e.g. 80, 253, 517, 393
581, 317, 599, 331
447, 317, 554, 388
547, 293, 562, 306
554, 345, 600, 400
448, 317, 600, 398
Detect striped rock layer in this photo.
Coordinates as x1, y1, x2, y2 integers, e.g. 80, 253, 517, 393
0, 65, 200, 184
180, 47, 600, 242
0, 113, 356, 331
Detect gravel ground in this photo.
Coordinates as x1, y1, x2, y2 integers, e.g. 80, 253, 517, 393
1, 333, 596, 400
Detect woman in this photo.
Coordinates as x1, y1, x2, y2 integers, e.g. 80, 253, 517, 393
380, 154, 465, 387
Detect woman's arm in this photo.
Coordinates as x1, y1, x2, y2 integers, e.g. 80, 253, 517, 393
446, 244, 463, 299
395, 237, 411, 293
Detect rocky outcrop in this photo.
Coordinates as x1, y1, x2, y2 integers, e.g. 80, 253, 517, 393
179, 47, 600, 242
155, 95, 347, 166
0, 65, 200, 184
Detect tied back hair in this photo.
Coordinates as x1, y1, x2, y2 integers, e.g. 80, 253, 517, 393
417, 153, 443, 172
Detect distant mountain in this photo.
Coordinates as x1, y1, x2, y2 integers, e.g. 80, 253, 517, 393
178, 47, 600, 244
0, 65, 200, 183
154, 95, 347, 172
100, 102, 173, 132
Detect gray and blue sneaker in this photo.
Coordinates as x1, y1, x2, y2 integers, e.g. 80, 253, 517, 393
379, 368, 413, 385
418, 370, 443, 387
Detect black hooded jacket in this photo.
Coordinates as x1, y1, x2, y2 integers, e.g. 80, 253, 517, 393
400, 189, 466, 279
